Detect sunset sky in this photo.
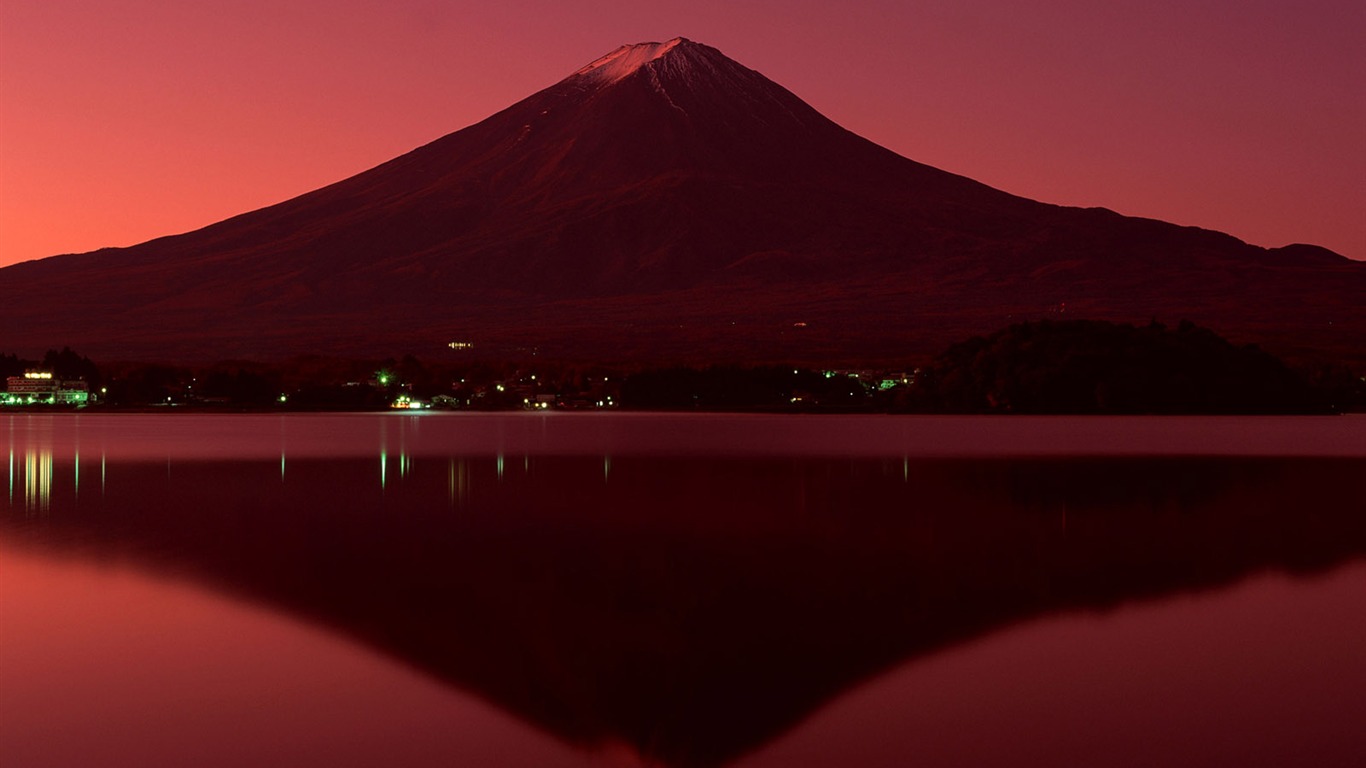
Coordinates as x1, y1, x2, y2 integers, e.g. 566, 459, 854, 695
2, 0, 1362, 268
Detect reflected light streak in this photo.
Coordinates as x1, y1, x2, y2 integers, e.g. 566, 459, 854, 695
448, 458, 469, 507
24, 449, 53, 515
280, 419, 287, 483
280, 418, 287, 483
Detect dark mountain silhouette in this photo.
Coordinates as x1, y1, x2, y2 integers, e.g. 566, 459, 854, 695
6, 454, 1365, 766
2, 38, 1362, 363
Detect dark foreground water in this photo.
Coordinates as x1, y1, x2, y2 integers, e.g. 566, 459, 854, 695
3, 413, 1364, 767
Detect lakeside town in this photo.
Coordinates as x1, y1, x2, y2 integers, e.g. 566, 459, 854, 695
5, 321, 1363, 414
2, 354, 914, 413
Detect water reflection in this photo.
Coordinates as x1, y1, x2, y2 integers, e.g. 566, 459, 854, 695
0, 543, 595, 768
743, 562, 1366, 768
8, 439, 115, 515
2, 415, 1365, 767
8, 436, 55, 515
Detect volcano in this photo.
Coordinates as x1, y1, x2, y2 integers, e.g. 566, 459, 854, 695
3, 38, 1363, 363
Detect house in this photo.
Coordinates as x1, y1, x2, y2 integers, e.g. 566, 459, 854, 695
3, 371, 90, 405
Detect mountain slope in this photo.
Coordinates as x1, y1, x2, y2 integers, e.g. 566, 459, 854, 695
2, 38, 1362, 363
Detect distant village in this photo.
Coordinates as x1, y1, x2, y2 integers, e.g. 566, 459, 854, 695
4, 320, 1361, 413
1, 348, 917, 412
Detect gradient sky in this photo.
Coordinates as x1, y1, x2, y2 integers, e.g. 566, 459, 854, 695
2, 0, 1362, 268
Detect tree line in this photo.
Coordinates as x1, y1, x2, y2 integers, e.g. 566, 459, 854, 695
5, 320, 1362, 413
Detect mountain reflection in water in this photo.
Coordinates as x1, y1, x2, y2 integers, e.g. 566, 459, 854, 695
3, 415, 1365, 767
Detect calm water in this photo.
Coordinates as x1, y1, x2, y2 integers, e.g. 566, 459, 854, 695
2, 413, 1364, 767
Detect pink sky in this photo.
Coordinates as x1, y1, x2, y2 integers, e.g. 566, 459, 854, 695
2, 0, 1362, 268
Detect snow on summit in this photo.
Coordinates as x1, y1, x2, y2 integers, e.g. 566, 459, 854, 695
575, 38, 687, 83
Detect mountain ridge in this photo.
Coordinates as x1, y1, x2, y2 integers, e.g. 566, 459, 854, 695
2, 38, 1363, 364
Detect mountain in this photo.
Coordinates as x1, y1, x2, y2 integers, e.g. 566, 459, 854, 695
3, 38, 1363, 364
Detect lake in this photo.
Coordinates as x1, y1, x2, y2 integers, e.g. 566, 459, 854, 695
3, 413, 1364, 767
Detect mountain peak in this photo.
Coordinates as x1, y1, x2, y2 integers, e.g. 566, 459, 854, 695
3, 38, 1362, 366
574, 37, 691, 83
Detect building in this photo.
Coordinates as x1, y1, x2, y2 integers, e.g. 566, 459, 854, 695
3, 371, 90, 406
